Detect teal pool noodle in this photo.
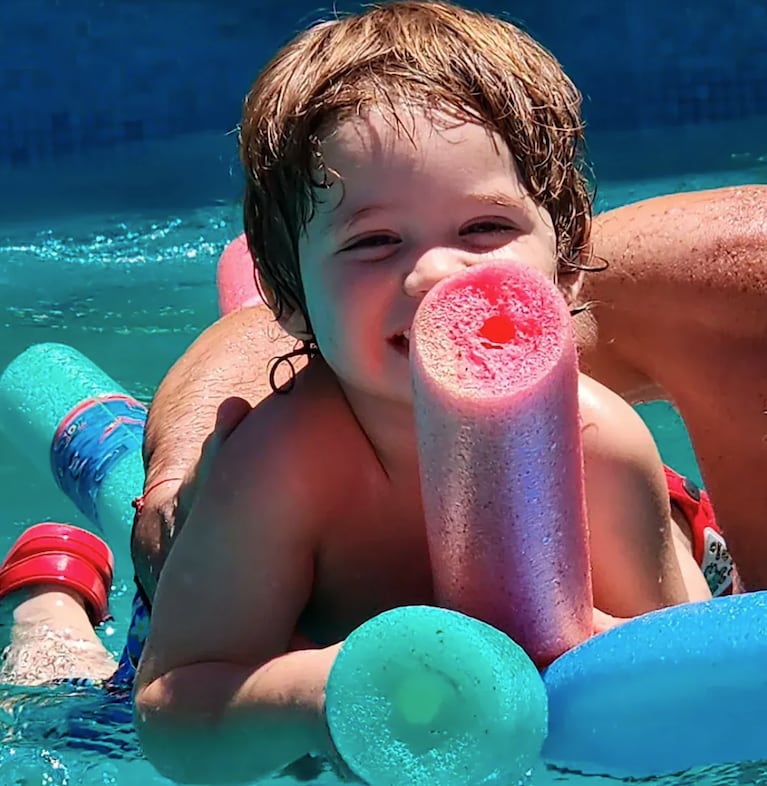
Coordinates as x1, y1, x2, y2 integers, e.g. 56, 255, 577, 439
0, 342, 146, 572
325, 605, 547, 786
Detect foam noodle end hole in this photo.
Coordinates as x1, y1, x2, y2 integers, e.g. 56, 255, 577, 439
478, 314, 517, 348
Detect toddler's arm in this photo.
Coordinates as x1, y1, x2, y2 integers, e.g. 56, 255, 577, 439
580, 375, 711, 618
134, 409, 335, 784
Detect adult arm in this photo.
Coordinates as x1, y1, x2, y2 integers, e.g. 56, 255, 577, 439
582, 185, 767, 589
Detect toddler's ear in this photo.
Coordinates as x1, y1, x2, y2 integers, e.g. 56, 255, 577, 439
278, 307, 314, 343
258, 274, 314, 342
558, 267, 585, 308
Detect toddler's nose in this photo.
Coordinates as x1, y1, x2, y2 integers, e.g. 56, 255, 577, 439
403, 249, 471, 298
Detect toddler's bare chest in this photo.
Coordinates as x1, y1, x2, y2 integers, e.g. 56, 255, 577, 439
299, 499, 435, 645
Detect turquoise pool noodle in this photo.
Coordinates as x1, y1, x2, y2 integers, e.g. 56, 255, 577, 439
0, 342, 145, 572
325, 605, 547, 786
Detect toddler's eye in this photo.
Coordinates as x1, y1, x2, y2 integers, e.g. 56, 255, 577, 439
463, 221, 515, 235
342, 234, 399, 251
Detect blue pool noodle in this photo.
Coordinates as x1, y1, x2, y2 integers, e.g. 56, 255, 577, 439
0, 342, 145, 575
543, 591, 767, 777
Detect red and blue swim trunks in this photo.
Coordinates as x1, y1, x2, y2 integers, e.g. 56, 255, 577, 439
664, 466, 734, 597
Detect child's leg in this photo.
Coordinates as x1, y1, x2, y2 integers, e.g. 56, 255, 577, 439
0, 523, 117, 685
0, 585, 116, 685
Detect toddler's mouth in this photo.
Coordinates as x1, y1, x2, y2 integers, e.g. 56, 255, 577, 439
389, 329, 411, 355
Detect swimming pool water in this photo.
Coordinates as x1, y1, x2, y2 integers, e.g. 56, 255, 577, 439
0, 120, 766, 784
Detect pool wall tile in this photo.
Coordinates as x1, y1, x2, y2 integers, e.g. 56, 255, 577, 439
0, 0, 762, 166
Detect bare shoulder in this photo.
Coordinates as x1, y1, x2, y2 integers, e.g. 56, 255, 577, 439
143, 306, 302, 475
578, 373, 660, 468
205, 359, 363, 524
591, 184, 767, 280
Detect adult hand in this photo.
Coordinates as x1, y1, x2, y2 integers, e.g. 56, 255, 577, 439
131, 395, 252, 600
175, 396, 253, 524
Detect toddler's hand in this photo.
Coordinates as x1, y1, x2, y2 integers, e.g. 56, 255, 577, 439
592, 607, 629, 635
327, 746, 367, 783
321, 709, 368, 784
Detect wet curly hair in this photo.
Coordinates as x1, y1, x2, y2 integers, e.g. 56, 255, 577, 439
240, 0, 595, 338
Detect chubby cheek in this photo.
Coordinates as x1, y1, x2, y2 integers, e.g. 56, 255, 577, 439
303, 267, 379, 361
302, 280, 345, 356
298, 253, 342, 340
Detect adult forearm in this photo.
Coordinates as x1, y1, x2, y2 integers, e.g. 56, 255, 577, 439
135, 645, 341, 784
130, 481, 178, 600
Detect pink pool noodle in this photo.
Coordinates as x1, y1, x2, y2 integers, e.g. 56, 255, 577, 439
216, 234, 264, 315
411, 260, 593, 666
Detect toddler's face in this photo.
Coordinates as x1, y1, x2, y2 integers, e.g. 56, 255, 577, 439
296, 104, 559, 405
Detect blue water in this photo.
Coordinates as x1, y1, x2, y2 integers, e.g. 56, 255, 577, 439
0, 117, 766, 784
